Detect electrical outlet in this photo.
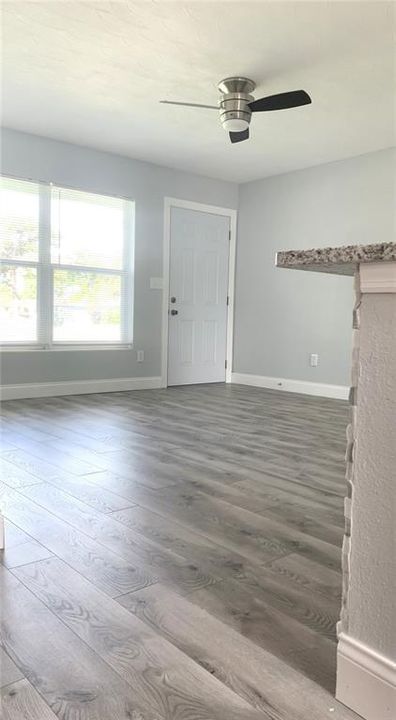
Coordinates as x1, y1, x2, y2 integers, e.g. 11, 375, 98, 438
137, 350, 144, 363
310, 353, 319, 367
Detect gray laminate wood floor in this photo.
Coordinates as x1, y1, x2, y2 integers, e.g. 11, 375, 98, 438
0, 383, 360, 720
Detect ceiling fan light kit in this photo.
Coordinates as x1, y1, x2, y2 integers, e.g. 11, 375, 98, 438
218, 77, 255, 135
160, 76, 312, 144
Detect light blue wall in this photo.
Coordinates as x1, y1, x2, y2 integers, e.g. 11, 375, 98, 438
0, 129, 238, 385
2, 131, 393, 389
234, 148, 395, 386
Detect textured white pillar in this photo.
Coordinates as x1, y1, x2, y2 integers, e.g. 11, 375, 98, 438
336, 262, 396, 720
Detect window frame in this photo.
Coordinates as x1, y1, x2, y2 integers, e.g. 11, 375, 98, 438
0, 176, 135, 350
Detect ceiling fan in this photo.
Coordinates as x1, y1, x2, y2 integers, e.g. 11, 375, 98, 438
160, 77, 311, 144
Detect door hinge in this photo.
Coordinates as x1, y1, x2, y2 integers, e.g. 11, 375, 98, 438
228, 229, 231, 241
225, 359, 227, 369
226, 295, 229, 306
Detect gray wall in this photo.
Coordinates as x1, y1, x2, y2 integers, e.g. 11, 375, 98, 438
233, 148, 395, 386
2, 132, 394, 390
0, 129, 238, 385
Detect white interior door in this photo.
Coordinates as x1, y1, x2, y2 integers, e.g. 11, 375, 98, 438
168, 206, 230, 386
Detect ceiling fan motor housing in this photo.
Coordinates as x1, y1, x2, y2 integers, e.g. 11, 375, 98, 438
218, 77, 256, 132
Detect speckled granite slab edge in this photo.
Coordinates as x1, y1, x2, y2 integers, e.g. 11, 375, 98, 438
276, 242, 396, 276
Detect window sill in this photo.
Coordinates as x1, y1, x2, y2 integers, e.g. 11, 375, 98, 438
0, 343, 134, 353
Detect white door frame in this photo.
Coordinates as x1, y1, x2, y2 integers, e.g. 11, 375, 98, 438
161, 197, 237, 388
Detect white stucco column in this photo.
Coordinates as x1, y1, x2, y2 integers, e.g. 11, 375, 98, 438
276, 244, 396, 720
336, 261, 396, 720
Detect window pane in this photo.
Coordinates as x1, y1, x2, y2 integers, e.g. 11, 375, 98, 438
0, 264, 37, 342
53, 270, 122, 342
0, 178, 39, 261
51, 187, 125, 269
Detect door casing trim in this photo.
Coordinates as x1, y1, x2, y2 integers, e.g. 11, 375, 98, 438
162, 197, 237, 388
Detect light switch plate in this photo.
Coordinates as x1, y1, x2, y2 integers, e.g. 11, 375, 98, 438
150, 277, 164, 290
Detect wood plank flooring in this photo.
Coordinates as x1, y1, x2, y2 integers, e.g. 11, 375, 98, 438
0, 383, 359, 720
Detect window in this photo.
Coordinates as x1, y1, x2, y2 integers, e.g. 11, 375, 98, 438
0, 178, 134, 347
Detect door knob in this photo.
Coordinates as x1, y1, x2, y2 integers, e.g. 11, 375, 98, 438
170, 296, 177, 303
170, 309, 178, 316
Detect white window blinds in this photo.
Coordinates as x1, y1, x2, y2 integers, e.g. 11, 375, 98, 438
0, 177, 134, 347
50, 186, 125, 269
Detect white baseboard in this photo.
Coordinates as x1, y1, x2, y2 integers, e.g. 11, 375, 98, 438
0, 376, 162, 401
336, 633, 396, 720
231, 372, 349, 400
1, 373, 349, 402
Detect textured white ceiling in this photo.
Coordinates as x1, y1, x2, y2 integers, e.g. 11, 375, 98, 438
2, 1, 395, 182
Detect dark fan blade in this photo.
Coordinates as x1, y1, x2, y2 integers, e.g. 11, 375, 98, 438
248, 90, 311, 113
229, 128, 249, 143
160, 101, 218, 109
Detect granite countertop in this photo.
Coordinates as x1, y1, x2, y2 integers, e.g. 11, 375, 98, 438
276, 242, 396, 276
